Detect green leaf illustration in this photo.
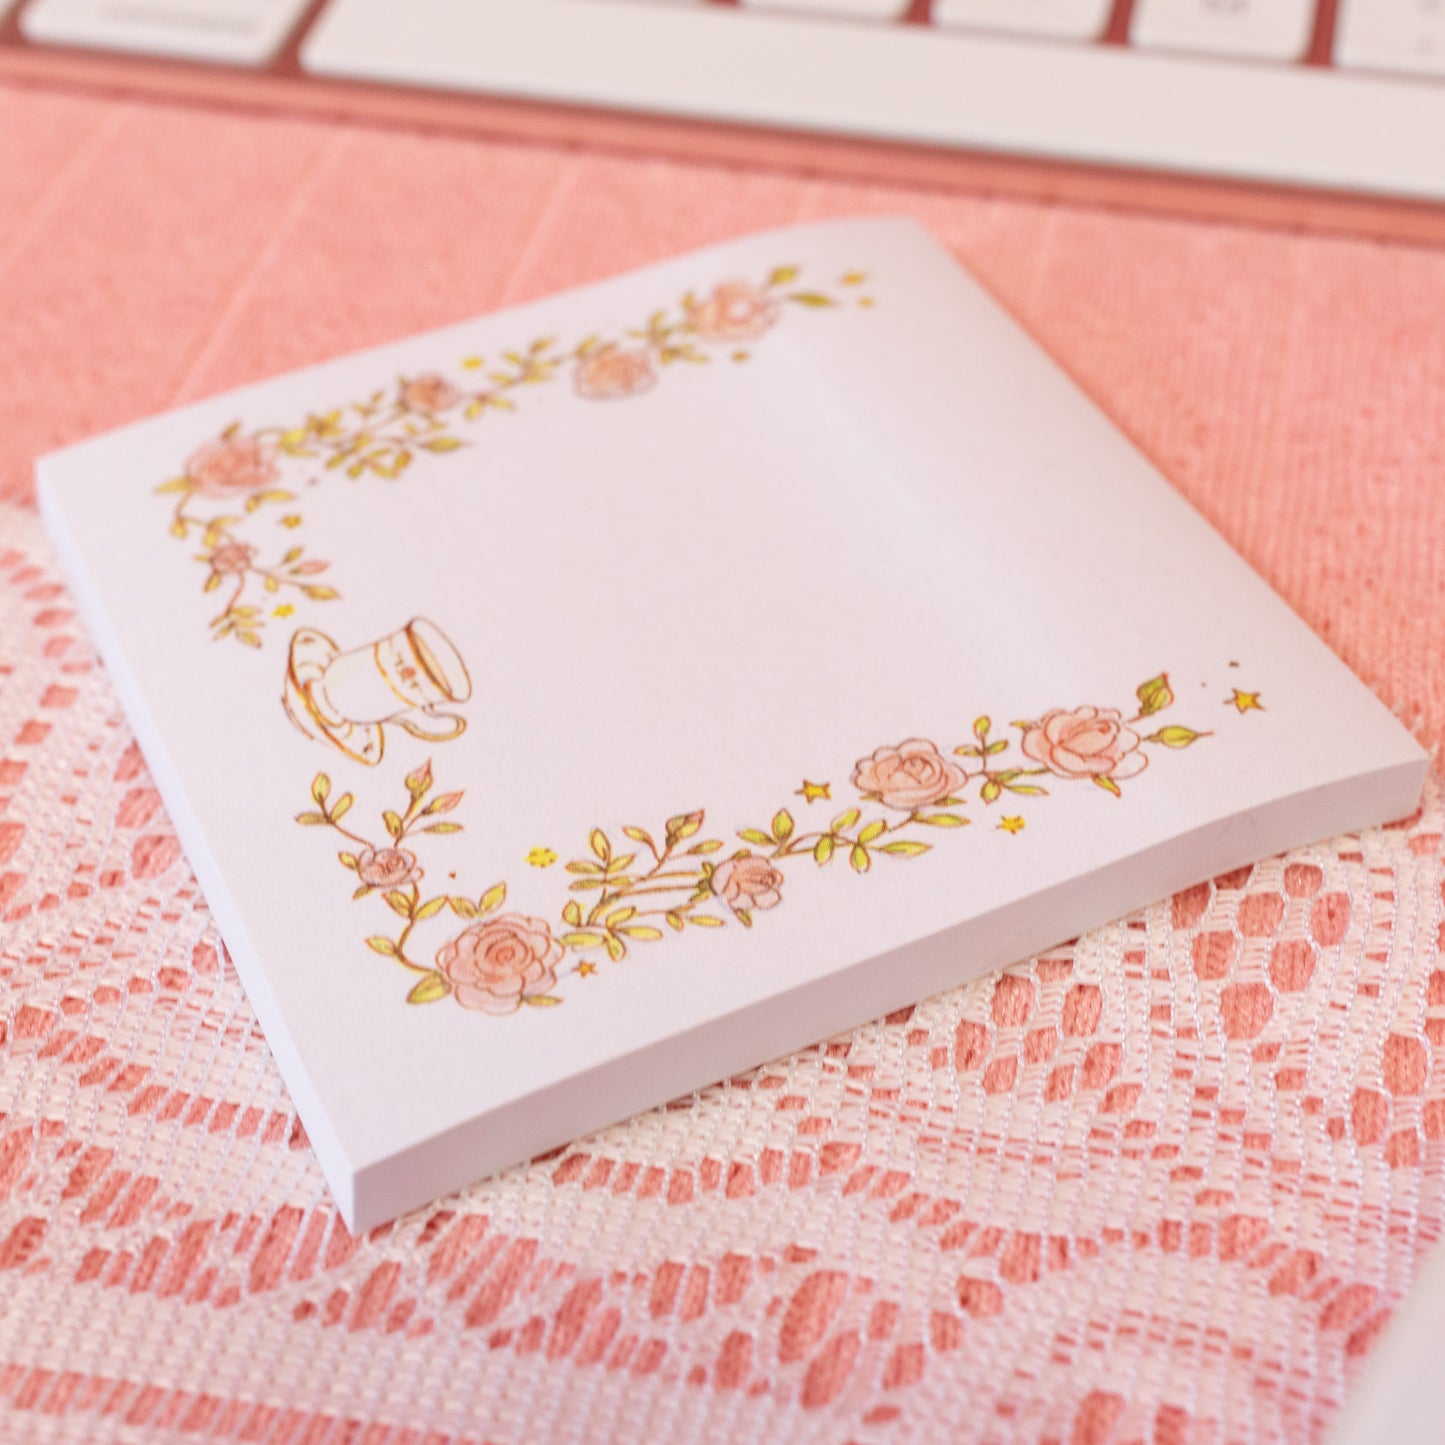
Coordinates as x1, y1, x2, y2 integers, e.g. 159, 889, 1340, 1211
666, 811, 704, 844
1146, 725, 1207, 748
406, 974, 450, 1005
1136, 673, 1173, 717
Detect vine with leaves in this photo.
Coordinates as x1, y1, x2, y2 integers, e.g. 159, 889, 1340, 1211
156, 264, 870, 648
296, 673, 1220, 1015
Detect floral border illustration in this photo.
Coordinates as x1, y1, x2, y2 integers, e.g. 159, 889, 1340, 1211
154, 266, 869, 648
295, 676, 1219, 1015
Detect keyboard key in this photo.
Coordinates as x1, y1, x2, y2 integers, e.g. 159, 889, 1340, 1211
932, 0, 1113, 40
1131, 0, 1315, 59
301, 0, 1445, 203
742, 0, 911, 18
21, 0, 313, 65
1336, 0, 1445, 76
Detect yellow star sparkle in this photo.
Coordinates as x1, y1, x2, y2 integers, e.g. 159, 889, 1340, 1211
796, 780, 831, 804
1226, 689, 1265, 714
577, 961, 597, 978
998, 816, 1026, 834
526, 846, 557, 868
280, 514, 303, 529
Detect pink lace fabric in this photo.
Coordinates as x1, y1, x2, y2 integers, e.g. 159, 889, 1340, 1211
1, 87, 1442, 1444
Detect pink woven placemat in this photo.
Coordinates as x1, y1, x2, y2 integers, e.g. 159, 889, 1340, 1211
0, 84, 1442, 1444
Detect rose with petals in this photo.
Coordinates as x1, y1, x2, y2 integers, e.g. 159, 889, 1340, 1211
185, 436, 280, 499
711, 855, 784, 914
573, 347, 656, 400
437, 913, 563, 1014
687, 280, 780, 344
207, 542, 256, 575
852, 738, 966, 812
1021, 706, 1146, 781
400, 373, 461, 414
355, 845, 421, 890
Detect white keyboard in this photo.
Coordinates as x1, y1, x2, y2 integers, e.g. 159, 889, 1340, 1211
8, 0, 1445, 204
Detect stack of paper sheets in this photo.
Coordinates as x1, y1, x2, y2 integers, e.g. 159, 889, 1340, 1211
39, 218, 1426, 1229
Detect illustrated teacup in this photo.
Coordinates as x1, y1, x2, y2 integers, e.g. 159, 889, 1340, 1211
283, 618, 472, 764
318, 618, 472, 740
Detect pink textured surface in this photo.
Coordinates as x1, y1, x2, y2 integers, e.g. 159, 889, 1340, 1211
1, 83, 1443, 1443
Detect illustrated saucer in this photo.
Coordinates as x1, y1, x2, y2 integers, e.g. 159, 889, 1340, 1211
282, 628, 386, 766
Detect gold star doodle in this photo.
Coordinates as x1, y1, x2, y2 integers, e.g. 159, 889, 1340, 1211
526, 846, 558, 868
1226, 689, 1265, 714
576, 962, 597, 978
796, 780, 831, 804
998, 816, 1026, 834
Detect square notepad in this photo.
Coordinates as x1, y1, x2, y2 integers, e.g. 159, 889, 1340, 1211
39, 218, 1426, 1229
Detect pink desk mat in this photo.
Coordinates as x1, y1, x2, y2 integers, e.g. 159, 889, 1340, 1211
0, 83, 1442, 1444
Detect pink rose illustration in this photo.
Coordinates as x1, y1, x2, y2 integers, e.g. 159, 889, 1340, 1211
1021, 706, 1147, 781
711, 855, 785, 914
687, 280, 781, 344
437, 913, 563, 1014
573, 347, 656, 400
355, 845, 421, 890
400, 373, 461, 414
207, 542, 256, 576
852, 738, 966, 811
185, 436, 280, 499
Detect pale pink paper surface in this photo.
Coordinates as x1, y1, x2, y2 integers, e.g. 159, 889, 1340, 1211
1, 82, 1443, 1444
38, 213, 1424, 1228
